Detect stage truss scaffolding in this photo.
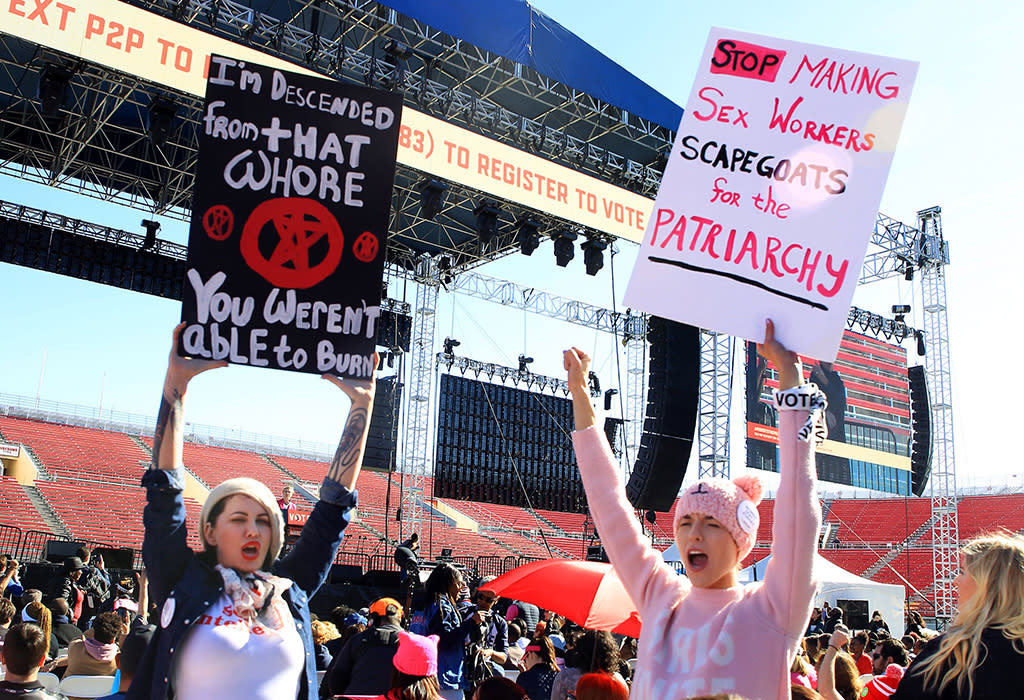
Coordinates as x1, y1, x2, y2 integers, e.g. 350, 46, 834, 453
698, 331, 733, 479
917, 207, 958, 627
399, 255, 439, 540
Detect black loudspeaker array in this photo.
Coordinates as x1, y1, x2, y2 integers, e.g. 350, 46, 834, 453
626, 317, 701, 512
907, 365, 932, 496
377, 309, 413, 353
363, 376, 403, 471
0, 216, 185, 299
434, 374, 584, 512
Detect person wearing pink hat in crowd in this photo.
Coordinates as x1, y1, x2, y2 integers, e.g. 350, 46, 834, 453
564, 319, 826, 699
371, 630, 442, 700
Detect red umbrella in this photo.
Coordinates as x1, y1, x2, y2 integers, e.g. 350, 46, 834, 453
487, 559, 642, 637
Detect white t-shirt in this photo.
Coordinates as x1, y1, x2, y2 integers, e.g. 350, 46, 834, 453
175, 591, 305, 700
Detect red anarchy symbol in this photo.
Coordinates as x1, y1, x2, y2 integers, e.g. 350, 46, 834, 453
240, 198, 344, 289
203, 205, 234, 241
352, 231, 380, 263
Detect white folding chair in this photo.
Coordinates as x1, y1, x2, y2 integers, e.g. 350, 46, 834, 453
58, 674, 118, 699
36, 672, 60, 693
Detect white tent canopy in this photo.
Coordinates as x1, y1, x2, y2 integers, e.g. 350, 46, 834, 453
662, 547, 905, 637
741, 553, 905, 637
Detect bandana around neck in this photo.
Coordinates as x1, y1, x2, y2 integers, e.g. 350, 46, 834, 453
215, 564, 294, 631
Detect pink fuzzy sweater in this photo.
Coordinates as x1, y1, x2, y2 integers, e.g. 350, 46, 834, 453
572, 407, 820, 700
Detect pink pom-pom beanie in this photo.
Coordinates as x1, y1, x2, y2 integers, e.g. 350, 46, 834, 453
673, 474, 764, 560
393, 630, 440, 677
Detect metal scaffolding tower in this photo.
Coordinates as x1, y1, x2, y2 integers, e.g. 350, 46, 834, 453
400, 255, 440, 539
623, 314, 648, 475
698, 331, 734, 479
859, 206, 957, 627
918, 207, 958, 627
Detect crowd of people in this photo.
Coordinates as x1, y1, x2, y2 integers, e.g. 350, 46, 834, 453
2, 321, 1023, 699
0, 546, 156, 699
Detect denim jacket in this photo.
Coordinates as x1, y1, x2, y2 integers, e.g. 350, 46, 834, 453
428, 595, 477, 691
128, 467, 355, 700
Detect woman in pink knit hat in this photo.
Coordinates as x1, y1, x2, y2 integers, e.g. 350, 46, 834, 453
372, 630, 442, 700
564, 319, 825, 699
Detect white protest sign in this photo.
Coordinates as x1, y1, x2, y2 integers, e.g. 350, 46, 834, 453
624, 28, 917, 360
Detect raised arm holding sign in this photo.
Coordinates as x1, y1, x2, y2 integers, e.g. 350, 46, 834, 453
133, 323, 378, 700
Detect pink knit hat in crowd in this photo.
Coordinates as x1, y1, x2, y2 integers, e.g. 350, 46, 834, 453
393, 630, 439, 677
860, 664, 905, 700
673, 474, 764, 560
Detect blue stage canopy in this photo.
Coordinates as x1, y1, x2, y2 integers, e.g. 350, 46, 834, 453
378, 0, 683, 131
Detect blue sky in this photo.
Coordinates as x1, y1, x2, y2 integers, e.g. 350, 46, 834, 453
1, 0, 1021, 490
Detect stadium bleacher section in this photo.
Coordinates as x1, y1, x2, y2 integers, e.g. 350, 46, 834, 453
0, 416, 149, 485
0, 475, 52, 532
3, 414, 1024, 612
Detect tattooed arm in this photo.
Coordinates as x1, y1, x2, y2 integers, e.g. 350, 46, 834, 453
275, 357, 378, 593
151, 322, 227, 470
142, 323, 226, 603
321, 362, 377, 491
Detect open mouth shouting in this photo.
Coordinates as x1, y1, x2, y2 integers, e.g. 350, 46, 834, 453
241, 542, 262, 562
687, 550, 709, 572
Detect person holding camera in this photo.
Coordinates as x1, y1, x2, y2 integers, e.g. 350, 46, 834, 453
464, 578, 508, 694
0, 555, 23, 600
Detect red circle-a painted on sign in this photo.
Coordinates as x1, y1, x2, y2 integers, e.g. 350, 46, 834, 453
203, 205, 234, 241
240, 198, 344, 289
352, 231, 380, 263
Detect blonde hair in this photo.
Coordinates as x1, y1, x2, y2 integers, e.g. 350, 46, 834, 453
311, 620, 340, 645
23, 601, 52, 658
791, 650, 812, 676
912, 533, 1024, 698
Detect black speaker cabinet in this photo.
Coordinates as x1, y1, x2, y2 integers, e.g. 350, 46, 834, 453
625, 317, 700, 511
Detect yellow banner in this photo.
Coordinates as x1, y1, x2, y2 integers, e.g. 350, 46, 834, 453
748, 423, 910, 471
2, 0, 653, 240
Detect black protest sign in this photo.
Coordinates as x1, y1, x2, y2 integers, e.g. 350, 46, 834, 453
179, 55, 402, 377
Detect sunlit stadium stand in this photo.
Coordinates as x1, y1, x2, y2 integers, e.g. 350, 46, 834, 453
0, 475, 52, 533
2, 414, 1023, 615
0, 416, 149, 485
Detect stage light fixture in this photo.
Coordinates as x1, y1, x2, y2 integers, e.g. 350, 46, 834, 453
473, 201, 501, 245
518, 354, 534, 372
603, 388, 619, 411
140, 219, 161, 252
443, 337, 461, 355
418, 179, 447, 220
581, 236, 608, 276
383, 39, 414, 61
147, 98, 178, 147
891, 304, 911, 322
37, 63, 73, 116
904, 265, 915, 281
916, 330, 927, 356
517, 218, 541, 256
436, 254, 454, 288
552, 230, 578, 267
